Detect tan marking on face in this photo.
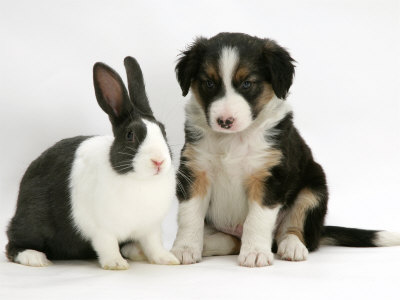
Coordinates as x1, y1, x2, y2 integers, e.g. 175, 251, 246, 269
205, 64, 219, 81
181, 144, 209, 199
254, 83, 274, 115
275, 188, 320, 243
234, 66, 250, 83
245, 149, 282, 205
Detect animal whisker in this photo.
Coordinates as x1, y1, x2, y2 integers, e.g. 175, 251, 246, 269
117, 151, 135, 157
177, 169, 194, 185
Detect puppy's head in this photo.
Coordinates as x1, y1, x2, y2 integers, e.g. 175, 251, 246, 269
176, 33, 295, 133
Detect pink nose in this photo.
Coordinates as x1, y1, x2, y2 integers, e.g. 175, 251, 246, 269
151, 159, 164, 167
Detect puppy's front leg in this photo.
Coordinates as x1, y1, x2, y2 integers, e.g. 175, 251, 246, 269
239, 201, 280, 267
172, 196, 210, 264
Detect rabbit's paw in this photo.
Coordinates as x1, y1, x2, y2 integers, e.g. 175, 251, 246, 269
100, 256, 129, 270
15, 250, 52, 267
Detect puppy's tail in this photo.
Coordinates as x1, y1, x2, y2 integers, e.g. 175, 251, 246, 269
321, 226, 400, 247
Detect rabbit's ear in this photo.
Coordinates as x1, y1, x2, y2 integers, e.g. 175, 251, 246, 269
93, 62, 133, 124
124, 56, 154, 117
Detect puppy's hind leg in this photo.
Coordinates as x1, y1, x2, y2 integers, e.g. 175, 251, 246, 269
202, 225, 241, 257
276, 186, 327, 261
120, 242, 147, 261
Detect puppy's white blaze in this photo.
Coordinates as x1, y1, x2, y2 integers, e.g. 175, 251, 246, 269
220, 47, 239, 89
209, 47, 253, 133
374, 231, 400, 246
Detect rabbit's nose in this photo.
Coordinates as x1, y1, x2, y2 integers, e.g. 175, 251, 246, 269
151, 159, 164, 167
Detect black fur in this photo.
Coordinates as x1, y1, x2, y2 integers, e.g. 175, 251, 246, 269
322, 226, 379, 247
176, 37, 208, 97
6, 136, 97, 260
262, 114, 328, 250
176, 146, 194, 201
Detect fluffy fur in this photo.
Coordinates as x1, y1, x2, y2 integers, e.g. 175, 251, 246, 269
172, 32, 400, 267
6, 57, 179, 269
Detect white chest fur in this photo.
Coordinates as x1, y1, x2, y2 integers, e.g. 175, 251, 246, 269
185, 96, 291, 232
69, 136, 176, 242
199, 127, 273, 231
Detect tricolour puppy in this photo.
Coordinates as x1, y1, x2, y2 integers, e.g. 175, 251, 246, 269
171, 32, 400, 267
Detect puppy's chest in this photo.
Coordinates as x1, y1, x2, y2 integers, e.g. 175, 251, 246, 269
195, 132, 272, 229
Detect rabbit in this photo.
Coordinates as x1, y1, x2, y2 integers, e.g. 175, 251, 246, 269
6, 56, 180, 270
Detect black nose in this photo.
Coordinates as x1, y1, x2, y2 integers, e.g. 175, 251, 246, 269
217, 117, 235, 129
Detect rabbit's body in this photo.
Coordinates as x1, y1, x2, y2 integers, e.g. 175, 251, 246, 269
7, 136, 97, 261
70, 134, 175, 243
6, 57, 179, 269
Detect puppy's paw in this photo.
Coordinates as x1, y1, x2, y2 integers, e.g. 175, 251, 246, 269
171, 246, 202, 265
148, 250, 180, 265
100, 256, 129, 270
238, 248, 274, 267
278, 234, 308, 261
15, 249, 52, 267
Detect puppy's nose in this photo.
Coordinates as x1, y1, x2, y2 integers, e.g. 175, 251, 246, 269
217, 117, 235, 129
151, 159, 164, 167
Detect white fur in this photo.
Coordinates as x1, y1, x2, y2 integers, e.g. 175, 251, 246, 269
190, 96, 290, 233
172, 195, 210, 264
209, 47, 253, 133
69, 119, 178, 269
134, 120, 172, 177
277, 234, 309, 261
374, 231, 400, 247
172, 95, 291, 265
239, 203, 280, 267
14, 250, 51, 267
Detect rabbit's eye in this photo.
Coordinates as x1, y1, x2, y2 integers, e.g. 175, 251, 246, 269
126, 131, 134, 141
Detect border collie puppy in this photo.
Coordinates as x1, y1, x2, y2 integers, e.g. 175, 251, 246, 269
171, 32, 400, 267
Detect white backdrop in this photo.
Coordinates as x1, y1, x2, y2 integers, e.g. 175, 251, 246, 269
1, 1, 399, 299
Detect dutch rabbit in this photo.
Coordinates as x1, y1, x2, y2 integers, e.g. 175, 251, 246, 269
6, 57, 179, 270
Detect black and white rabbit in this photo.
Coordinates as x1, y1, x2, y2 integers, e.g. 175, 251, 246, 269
6, 57, 179, 270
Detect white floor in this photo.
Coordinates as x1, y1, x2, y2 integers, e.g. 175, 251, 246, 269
1, 217, 399, 300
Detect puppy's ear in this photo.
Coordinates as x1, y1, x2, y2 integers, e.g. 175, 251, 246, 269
262, 39, 295, 100
175, 37, 208, 97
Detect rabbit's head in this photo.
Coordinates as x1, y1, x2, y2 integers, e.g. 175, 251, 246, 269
93, 57, 172, 178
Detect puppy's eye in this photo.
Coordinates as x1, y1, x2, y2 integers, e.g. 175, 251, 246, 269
241, 81, 252, 89
126, 130, 134, 141
206, 80, 215, 89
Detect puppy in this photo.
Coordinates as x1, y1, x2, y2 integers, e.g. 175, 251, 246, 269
171, 32, 400, 267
